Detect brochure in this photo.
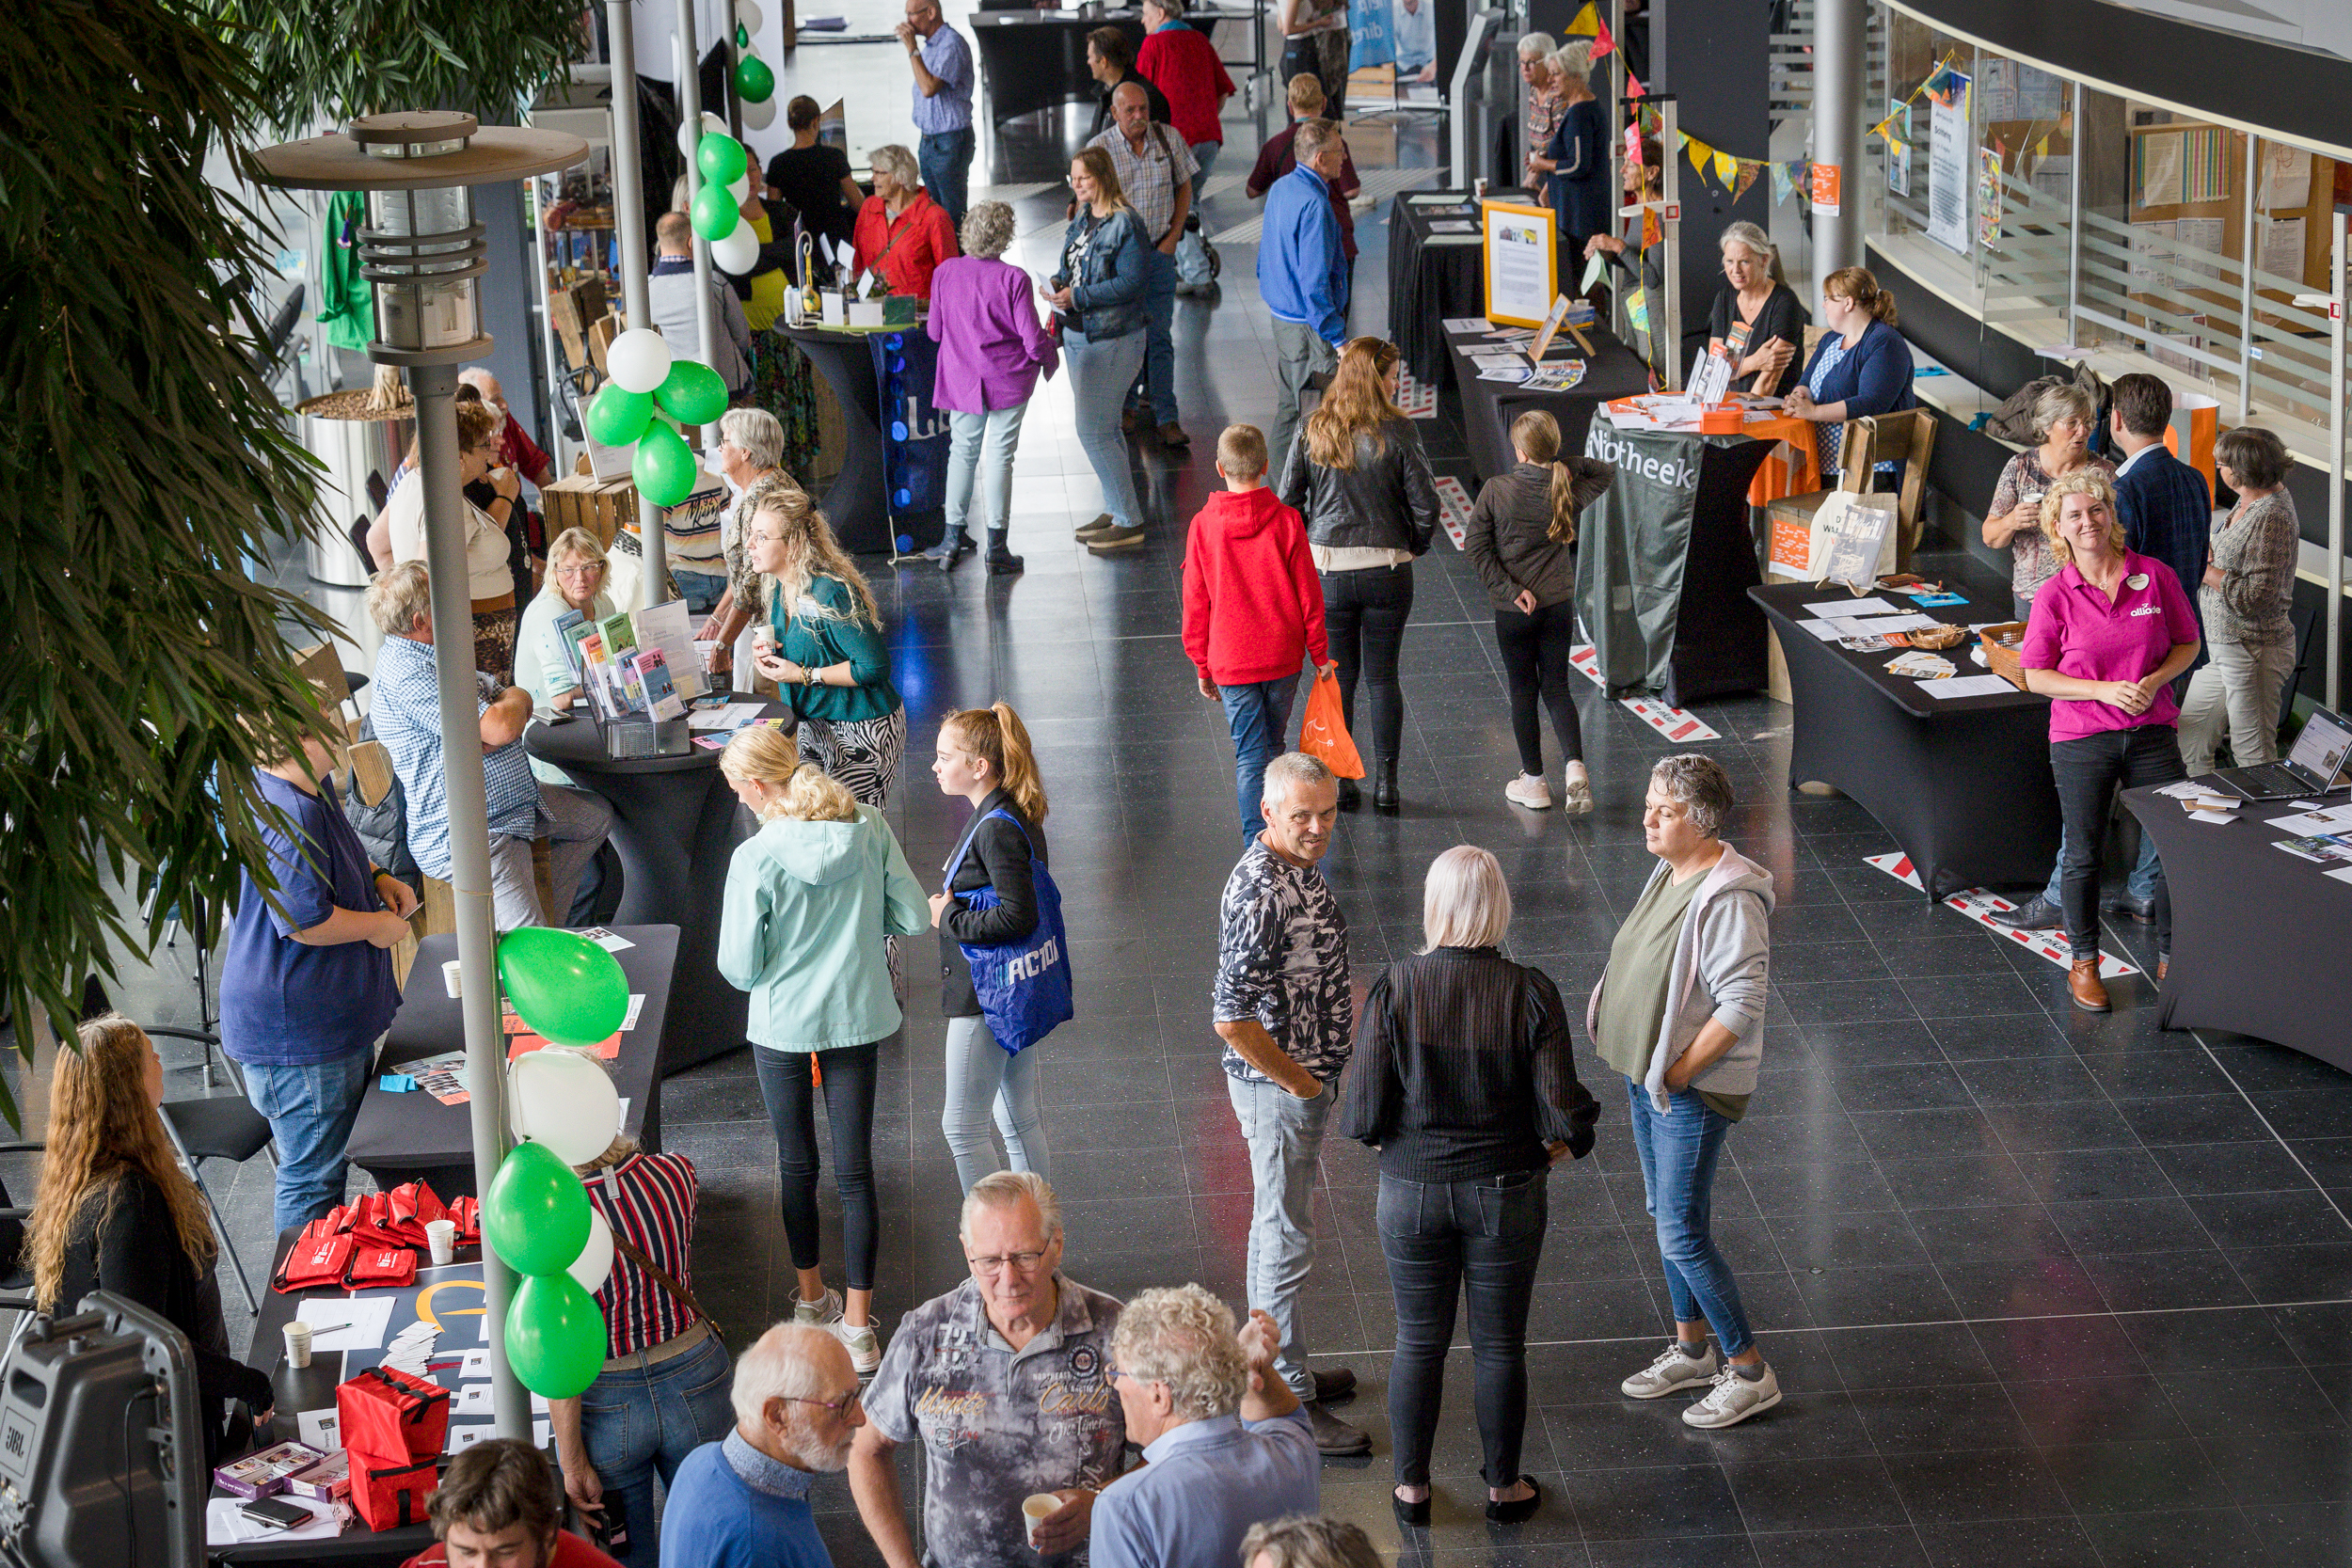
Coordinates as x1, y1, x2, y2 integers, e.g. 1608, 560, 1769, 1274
631, 598, 706, 702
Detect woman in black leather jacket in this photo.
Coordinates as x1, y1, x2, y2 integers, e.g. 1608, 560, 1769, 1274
1279, 337, 1440, 812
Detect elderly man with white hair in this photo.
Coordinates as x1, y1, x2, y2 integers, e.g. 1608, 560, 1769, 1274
657, 1321, 864, 1568
850, 1172, 1127, 1568
1091, 1287, 1316, 1568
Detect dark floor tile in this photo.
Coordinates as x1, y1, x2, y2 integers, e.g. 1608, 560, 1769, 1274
1737, 1161, 1899, 1217
2022, 1146, 2172, 1204
2187, 1189, 2352, 1251
2266, 1301, 2352, 1364
1846, 1380, 2032, 1454
2147, 1139, 2314, 1196
1880, 1448, 2070, 1524
1850, 1109, 2003, 1164
1790, 1263, 1959, 1328
2040, 1436, 2231, 1513
1906, 1203, 2071, 1264
2077, 1249, 2255, 1312
1951, 1055, 2106, 1105
2114, 1093, 2276, 1148
2164, 1364, 2345, 1438
1926, 1015, 2078, 1061
1802, 1019, 1948, 1067
1748, 1526, 1928, 1568
2077, 1508, 2265, 1568
1721, 1455, 1910, 1534
1969, 1312, 2146, 1382
1917, 1515, 2104, 1568
1828, 1323, 1999, 1387
2201, 1427, 2352, 1503
1768, 1211, 1931, 1271
1834, 1062, 1977, 1114
1582, 1535, 1759, 1568
1567, 1462, 1748, 1541
1934, 1256, 2110, 1320
2043, 1196, 2206, 1257
1873, 1152, 2040, 1210
1898, 971, 2044, 1021
2228, 1242, 2352, 1303
1980, 1099, 2143, 1155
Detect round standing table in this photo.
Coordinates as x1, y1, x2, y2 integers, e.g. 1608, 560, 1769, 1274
524, 703, 790, 1071
777, 323, 892, 554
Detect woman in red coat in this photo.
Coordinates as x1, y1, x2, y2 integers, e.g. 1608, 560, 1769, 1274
1136, 0, 1234, 198
850, 143, 960, 301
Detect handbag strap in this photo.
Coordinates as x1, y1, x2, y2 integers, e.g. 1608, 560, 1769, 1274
945, 805, 1027, 886
609, 1228, 718, 1331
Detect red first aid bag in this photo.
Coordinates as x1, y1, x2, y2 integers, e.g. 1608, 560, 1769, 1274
1296, 669, 1366, 780
348, 1449, 439, 1532
343, 1245, 419, 1290
383, 1180, 448, 1248
273, 1222, 357, 1294
336, 1366, 451, 1462
446, 1196, 482, 1244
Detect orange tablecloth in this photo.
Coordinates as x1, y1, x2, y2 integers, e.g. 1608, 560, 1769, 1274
1744, 414, 1822, 506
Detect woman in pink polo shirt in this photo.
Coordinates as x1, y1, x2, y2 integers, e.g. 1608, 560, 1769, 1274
2018, 470, 2201, 1014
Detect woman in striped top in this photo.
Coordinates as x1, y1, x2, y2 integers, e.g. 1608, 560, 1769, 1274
547, 1137, 732, 1565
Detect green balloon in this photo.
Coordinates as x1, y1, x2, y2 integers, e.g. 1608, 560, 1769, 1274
654, 357, 728, 426
696, 133, 748, 188
497, 927, 629, 1046
505, 1273, 608, 1400
583, 384, 653, 447
482, 1141, 590, 1276
735, 22, 750, 47
632, 420, 698, 507
691, 182, 739, 243
736, 55, 776, 104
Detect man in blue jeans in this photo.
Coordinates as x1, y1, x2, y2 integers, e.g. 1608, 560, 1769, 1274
1089, 83, 1198, 448
897, 0, 975, 230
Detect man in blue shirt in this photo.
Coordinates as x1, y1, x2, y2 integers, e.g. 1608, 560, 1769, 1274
221, 711, 412, 1230
897, 0, 976, 230
1258, 119, 1350, 481
1091, 1287, 1318, 1568
660, 1323, 860, 1568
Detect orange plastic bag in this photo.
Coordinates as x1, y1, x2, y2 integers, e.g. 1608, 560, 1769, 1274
1296, 670, 1365, 780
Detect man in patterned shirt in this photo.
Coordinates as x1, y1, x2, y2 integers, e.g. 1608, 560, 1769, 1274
1211, 751, 1367, 1455
1089, 82, 1197, 451
850, 1172, 1127, 1567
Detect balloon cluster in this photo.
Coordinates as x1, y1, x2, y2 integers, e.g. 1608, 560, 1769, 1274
734, 0, 775, 119
482, 929, 632, 1400
583, 331, 723, 507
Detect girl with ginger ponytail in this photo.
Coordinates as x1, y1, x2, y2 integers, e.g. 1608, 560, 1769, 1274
718, 722, 930, 1372
929, 701, 1058, 1188
1461, 409, 1614, 814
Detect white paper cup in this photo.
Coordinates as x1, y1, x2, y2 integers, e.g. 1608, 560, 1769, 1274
425, 1218, 458, 1265
441, 958, 463, 999
282, 1322, 312, 1370
1022, 1494, 1060, 1547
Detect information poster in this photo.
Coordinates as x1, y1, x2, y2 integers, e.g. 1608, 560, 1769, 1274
1482, 200, 1559, 328
1926, 71, 1972, 256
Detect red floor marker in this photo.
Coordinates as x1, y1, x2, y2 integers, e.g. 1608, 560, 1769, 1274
1863, 854, 2139, 977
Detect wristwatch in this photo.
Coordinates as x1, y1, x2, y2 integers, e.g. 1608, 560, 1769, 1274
803, 664, 819, 688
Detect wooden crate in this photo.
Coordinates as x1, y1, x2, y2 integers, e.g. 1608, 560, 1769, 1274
542, 473, 638, 550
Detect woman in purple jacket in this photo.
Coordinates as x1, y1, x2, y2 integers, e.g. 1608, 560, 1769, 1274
927, 200, 1058, 576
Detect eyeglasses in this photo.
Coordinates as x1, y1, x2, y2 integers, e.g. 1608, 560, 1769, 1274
965, 1249, 1049, 1275
555, 563, 605, 580
777, 1389, 861, 1417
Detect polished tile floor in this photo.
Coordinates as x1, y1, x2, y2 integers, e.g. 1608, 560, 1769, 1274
40, 29, 2352, 1568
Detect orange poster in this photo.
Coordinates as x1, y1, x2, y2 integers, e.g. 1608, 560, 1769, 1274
1810, 161, 1842, 215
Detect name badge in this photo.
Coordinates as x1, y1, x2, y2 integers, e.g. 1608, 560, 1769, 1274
2124, 574, 2150, 591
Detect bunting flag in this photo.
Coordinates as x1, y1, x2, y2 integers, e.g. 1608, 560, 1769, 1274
1563, 3, 1599, 36
1686, 135, 1708, 176
1734, 161, 1760, 201
1625, 123, 1644, 166
1713, 150, 1738, 186
1590, 16, 1615, 58
1769, 160, 1795, 205
1626, 287, 1650, 334
1626, 70, 1645, 98
1641, 206, 1661, 249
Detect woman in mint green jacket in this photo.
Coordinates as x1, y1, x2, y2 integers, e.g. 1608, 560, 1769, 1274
718, 723, 927, 1374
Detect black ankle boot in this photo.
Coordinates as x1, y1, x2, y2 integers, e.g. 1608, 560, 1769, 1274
1336, 777, 1361, 812
984, 529, 1023, 575
1373, 760, 1400, 814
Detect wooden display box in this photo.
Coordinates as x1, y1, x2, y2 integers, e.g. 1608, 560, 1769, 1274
542, 472, 637, 549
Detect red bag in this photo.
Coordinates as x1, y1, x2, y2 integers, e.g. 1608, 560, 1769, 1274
344, 1245, 419, 1290
446, 1196, 481, 1244
383, 1181, 448, 1248
273, 1224, 357, 1294
336, 1366, 451, 1462
347, 1449, 439, 1532
1296, 669, 1366, 780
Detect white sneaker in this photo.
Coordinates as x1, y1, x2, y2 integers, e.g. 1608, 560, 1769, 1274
1682, 1363, 1782, 1428
792, 1287, 843, 1327
836, 1321, 883, 1376
1504, 773, 1552, 809
1621, 1341, 1718, 1399
1561, 770, 1594, 816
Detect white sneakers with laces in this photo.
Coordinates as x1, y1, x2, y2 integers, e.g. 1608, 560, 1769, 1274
1621, 1341, 1718, 1399
1504, 773, 1553, 809
1681, 1363, 1782, 1428
791, 1287, 843, 1327
1561, 768, 1594, 816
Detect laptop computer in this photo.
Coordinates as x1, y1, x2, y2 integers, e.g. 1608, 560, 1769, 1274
2208, 705, 2352, 801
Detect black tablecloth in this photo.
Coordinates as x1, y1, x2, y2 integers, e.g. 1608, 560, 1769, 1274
347, 925, 675, 1197
1387, 193, 1496, 388
776, 325, 892, 554
2128, 784, 2352, 1072
1447, 322, 1651, 482
970, 8, 1255, 123
1751, 572, 2061, 900
527, 707, 787, 1072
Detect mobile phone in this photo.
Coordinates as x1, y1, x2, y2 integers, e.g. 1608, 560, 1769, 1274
239, 1497, 311, 1530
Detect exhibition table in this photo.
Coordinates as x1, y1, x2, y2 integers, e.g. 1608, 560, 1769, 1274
348, 926, 675, 1197
2126, 783, 2352, 1071
1388, 191, 1512, 388
1445, 320, 1651, 482
1750, 573, 2063, 902
775, 324, 893, 554
971, 8, 1260, 125
525, 705, 791, 1071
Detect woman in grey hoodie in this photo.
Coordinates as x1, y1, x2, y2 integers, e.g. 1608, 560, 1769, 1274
1585, 753, 1780, 1429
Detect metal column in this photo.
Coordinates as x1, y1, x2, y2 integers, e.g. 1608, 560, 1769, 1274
675, 0, 725, 453
412, 364, 528, 1440
1811, 0, 1866, 279
2236, 135, 2259, 419
606, 0, 668, 595
2331, 208, 2346, 711
2065, 80, 2083, 353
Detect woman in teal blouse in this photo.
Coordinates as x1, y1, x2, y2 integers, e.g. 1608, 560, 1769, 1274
742, 477, 907, 808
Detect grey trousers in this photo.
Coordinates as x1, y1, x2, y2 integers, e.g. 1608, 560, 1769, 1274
488, 784, 612, 931
1269, 318, 1337, 490
1227, 1073, 1334, 1402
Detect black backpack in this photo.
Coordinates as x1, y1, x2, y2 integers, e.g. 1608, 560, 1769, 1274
344, 714, 420, 888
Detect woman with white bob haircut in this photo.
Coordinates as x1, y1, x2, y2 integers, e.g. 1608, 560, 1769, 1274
927, 199, 1057, 575
1705, 221, 1806, 394
1339, 845, 1597, 1528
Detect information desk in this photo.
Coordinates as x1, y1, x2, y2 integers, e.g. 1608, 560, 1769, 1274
971, 8, 1261, 125
1749, 573, 2063, 901
347, 926, 674, 1198
1445, 321, 1651, 483
527, 708, 787, 1072
1388, 191, 1510, 388
2126, 784, 2352, 1072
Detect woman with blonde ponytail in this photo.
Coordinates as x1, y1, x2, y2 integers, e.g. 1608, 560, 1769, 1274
718, 723, 929, 1373
1462, 409, 1614, 814
928, 702, 1057, 1188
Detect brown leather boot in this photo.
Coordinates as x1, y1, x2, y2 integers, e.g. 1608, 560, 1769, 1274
2069, 958, 2110, 1012
2157, 956, 2169, 983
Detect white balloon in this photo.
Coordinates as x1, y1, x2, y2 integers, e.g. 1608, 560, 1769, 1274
566, 1208, 615, 1295
676, 112, 729, 164
703, 110, 728, 140
710, 223, 760, 275
737, 0, 765, 32
507, 1047, 624, 1166
606, 327, 675, 395
740, 92, 776, 132
727, 171, 752, 202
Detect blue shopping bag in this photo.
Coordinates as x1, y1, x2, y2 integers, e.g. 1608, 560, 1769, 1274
946, 810, 1074, 1054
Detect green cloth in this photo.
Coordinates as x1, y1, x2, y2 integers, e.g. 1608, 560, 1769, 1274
1596, 869, 1749, 1122
768, 574, 900, 723
317, 191, 374, 353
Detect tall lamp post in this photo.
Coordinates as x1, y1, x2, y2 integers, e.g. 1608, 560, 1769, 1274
253, 110, 588, 1441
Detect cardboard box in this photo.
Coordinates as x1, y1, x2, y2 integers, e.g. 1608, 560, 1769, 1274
214, 1440, 326, 1500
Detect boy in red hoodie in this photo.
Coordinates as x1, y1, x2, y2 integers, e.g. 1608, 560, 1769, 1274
1183, 423, 1334, 843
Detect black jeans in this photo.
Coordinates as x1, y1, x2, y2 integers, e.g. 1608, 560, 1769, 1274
1377, 1168, 1548, 1488
1322, 563, 1415, 767
1493, 597, 1583, 775
754, 1040, 881, 1290
2050, 725, 2185, 960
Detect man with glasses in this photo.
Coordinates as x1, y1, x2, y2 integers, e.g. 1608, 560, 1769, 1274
850, 1172, 1127, 1567
895, 0, 976, 230
659, 1323, 863, 1568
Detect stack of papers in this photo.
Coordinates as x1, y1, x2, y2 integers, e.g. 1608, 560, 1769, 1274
1923, 675, 2023, 699
1885, 651, 1956, 679
1440, 316, 1494, 333
2267, 803, 2352, 835
688, 701, 766, 733
382, 1321, 441, 1379
1523, 361, 1589, 392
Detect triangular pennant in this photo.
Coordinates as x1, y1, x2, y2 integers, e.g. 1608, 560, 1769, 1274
1626, 70, 1646, 99
1686, 135, 1710, 176
1734, 161, 1760, 201
1564, 3, 1600, 37
1591, 16, 1615, 58
1581, 251, 1610, 293
1626, 287, 1650, 333
1769, 161, 1795, 205
1868, 116, 1895, 142
1624, 124, 1644, 166
1712, 150, 1737, 186
1642, 207, 1661, 249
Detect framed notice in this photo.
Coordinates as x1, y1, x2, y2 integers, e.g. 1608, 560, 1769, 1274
1926, 71, 1973, 256
1481, 200, 1558, 328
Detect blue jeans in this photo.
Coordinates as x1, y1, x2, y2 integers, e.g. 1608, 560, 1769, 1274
1126, 247, 1180, 424
1228, 1074, 1333, 1403
670, 568, 725, 615
918, 128, 976, 230
1063, 328, 1148, 530
1219, 676, 1302, 844
574, 1332, 734, 1564
1188, 139, 1220, 202
2040, 825, 2162, 906
1625, 1078, 1754, 1358
242, 1049, 376, 1232
941, 1015, 1049, 1191
945, 403, 1027, 540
